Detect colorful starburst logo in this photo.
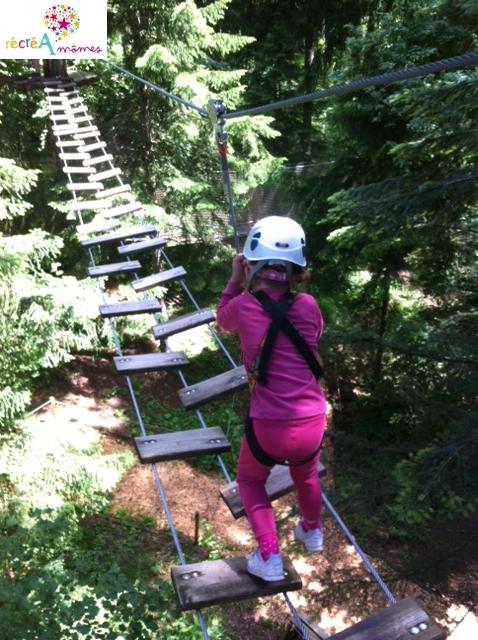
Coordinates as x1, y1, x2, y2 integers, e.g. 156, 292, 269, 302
44, 4, 80, 42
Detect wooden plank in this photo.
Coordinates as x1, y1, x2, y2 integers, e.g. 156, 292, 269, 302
66, 182, 104, 192
73, 128, 100, 139
132, 266, 186, 292
65, 106, 86, 115
99, 298, 162, 318
70, 199, 113, 211
59, 152, 90, 161
77, 220, 121, 236
69, 115, 91, 124
83, 154, 114, 166
62, 166, 96, 174
134, 426, 231, 463
117, 235, 166, 255
87, 260, 142, 278
328, 598, 446, 640
80, 225, 157, 248
171, 555, 302, 611
50, 114, 70, 122
179, 365, 248, 410
221, 460, 327, 520
95, 184, 131, 199
105, 202, 143, 219
82, 141, 106, 153
113, 351, 188, 375
153, 308, 215, 340
56, 140, 85, 148
89, 167, 122, 181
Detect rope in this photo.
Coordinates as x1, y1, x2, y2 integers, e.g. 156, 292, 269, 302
103, 60, 208, 117
223, 51, 478, 119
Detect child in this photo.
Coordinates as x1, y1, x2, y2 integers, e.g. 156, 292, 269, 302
217, 216, 327, 582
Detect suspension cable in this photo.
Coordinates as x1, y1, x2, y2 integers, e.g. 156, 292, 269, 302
322, 494, 396, 605
103, 60, 208, 117
223, 51, 478, 120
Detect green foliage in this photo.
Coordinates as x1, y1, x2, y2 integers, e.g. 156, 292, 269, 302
0, 413, 232, 639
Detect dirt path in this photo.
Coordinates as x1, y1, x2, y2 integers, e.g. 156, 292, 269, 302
31, 355, 477, 639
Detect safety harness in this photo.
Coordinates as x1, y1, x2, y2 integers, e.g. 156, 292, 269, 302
245, 290, 325, 467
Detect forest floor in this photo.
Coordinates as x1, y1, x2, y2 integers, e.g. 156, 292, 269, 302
30, 353, 477, 640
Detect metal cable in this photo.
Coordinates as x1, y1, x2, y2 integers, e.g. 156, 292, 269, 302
103, 60, 208, 117
223, 51, 478, 119
322, 493, 396, 605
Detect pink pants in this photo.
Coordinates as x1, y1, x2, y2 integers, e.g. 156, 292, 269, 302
236, 414, 326, 542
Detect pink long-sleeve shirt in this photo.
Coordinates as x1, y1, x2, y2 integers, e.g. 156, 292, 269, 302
217, 282, 327, 420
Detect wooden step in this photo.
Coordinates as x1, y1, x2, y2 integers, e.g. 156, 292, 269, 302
83, 154, 114, 166
88, 167, 122, 182
221, 460, 327, 520
77, 220, 121, 236
132, 266, 186, 293
179, 365, 248, 410
46, 97, 65, 103
59, 152, 90, 161
63, 166, 96, 175
82, 141, 106, 153
59, 90, 80, 98
113, 351, 188, 375
53, 125, 81, 135
65, 97, 84, 106
171, 555, 302, 611
69, 115, 91, 124
74, 128, 100, 140
80, 225, 157, 248
99, 298, 162, 318
105, 202, 143, 219
95, 184, 131, 199
70, 199, 113, 212
67, 182, 104, 192
152, 308, 215, 340
87, 260, 142, 278
117, 235, 166, 255
328, 598, 446, 640
56, 140, 85, 148
135, 426, 230, 463
50, 114, 71, 122
65, 106, 86, 115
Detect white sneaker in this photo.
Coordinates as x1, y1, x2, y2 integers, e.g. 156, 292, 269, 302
294, 523, 324, 553
246, 549, 284, 582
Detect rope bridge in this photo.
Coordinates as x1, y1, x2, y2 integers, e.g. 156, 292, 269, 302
38, 49, 477, 638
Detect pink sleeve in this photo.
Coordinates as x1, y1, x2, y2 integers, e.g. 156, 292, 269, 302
216, 282, 243, 333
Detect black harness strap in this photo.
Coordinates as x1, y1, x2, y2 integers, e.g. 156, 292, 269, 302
245, 290, 324, 468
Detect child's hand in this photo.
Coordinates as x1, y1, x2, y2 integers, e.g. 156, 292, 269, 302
230, 254, 247, 285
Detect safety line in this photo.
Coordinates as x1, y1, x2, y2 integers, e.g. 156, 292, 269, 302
223, 51, 478, 119
103, 60, 208, 117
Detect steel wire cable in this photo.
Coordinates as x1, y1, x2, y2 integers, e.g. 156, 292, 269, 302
223, 51, 478, 119
103, 60, 208, 117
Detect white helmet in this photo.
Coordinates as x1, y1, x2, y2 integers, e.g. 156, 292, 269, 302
243, 215, 307, 267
